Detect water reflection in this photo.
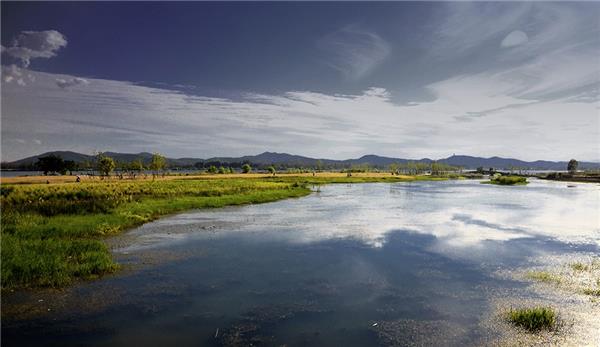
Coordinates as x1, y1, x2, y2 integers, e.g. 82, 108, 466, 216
117, 179, 600, 254
3, 179, 599, 346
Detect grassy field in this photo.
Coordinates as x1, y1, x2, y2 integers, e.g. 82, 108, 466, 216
1, 173, 453, 289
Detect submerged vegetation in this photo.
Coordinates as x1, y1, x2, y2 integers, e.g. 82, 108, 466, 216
506, 307, 557, 332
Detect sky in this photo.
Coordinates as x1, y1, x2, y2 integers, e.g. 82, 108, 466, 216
1, 2, 599, 162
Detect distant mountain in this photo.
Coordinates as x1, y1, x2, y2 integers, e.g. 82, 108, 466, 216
3, 151, 599, 171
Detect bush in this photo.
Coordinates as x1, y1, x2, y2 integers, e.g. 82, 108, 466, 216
242, 164, 251, 173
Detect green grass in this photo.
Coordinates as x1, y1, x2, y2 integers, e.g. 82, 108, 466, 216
483, 175, 528, 185
1, 179, 311, 289
525, 271, 562, 284
507, 307, 557, 332
570, 262, 588, 271
582, 288, 600, 296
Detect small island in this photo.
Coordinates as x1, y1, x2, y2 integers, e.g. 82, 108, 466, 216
483, 175, 528, 185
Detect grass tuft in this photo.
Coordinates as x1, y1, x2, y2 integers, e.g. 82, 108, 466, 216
507, 307, 556, 332
526, 271, 562, 284
570, 262, 588, 271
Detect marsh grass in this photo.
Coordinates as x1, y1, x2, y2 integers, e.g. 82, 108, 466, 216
582, 288, 600, 296
524, 258, 600, 302
1, 179, 311, 289
483, 175, 528, 185
526, 271, 562, 284
507, 307, 557, 332
570, 262, 588, 271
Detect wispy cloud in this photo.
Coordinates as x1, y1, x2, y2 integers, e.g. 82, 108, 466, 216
2, 68, 598, 162
317, 25, 390, 80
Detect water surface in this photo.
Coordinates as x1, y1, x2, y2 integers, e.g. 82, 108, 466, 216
3, 179, 599, 346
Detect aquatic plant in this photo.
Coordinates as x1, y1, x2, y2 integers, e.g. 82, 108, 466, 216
570, 262, 588, 271
525, 271, 562, 284
484, 175, 528, 185
507, 307, 556, 332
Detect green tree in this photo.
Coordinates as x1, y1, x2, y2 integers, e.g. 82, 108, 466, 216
149, 152, 167, 173
567, 159, 578, 174
97, 153, 115, 176
315, 160, 323, 171
242, 163, 251, 173
131, 159, 145, 172
218, 166, 226, 174
267, 166, 276, 175
36, 154, 65, 175
207, 165, 218, 174
64, 160, 77, 175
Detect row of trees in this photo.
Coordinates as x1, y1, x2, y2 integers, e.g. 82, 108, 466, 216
388, 161, 462, 175
206, 164, 254, 174
37, 152, 167, 176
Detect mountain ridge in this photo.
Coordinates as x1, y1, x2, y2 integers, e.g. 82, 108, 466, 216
3, 151, 599, 170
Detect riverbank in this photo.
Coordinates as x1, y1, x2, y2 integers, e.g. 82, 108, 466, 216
538, 172, 600, 183
1, 173, 454, 290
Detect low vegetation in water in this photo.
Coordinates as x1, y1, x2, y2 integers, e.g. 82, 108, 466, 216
525, 271, 562, 284
524, 258, 600, 301
483, 175, 528, 185
506, 307, 557, 332
1, 179, 311, 289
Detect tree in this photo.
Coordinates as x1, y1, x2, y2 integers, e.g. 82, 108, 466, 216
149, 152, 167, 173
315, 160, 323, 171
218, 166, 226, 174
267, 166, 276, 175
567, 159, 578, 174
207, 165, 218, 174
37, 154, 65, 175
242, 164, 251, 173
131, 159, 145, 172
97, 153, 115, 176
64, 160, 77, 175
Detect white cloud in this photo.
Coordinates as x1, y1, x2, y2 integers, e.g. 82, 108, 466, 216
1, 64, 34, 86
2, 30, 67, 67
317, 26, 390, 80
56, 77, 90, 89
501, 30, 528, 48
1, 68, 598, 162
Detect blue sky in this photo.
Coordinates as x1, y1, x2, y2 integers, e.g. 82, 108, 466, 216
1, 2, 599, 161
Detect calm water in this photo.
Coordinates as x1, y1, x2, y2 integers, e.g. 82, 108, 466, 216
3, 179, 599, 346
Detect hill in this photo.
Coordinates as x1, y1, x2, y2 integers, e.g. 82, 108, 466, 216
3, 151, 599, 171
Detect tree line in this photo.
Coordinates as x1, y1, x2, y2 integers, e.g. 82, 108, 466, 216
36, 152, 167, 176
